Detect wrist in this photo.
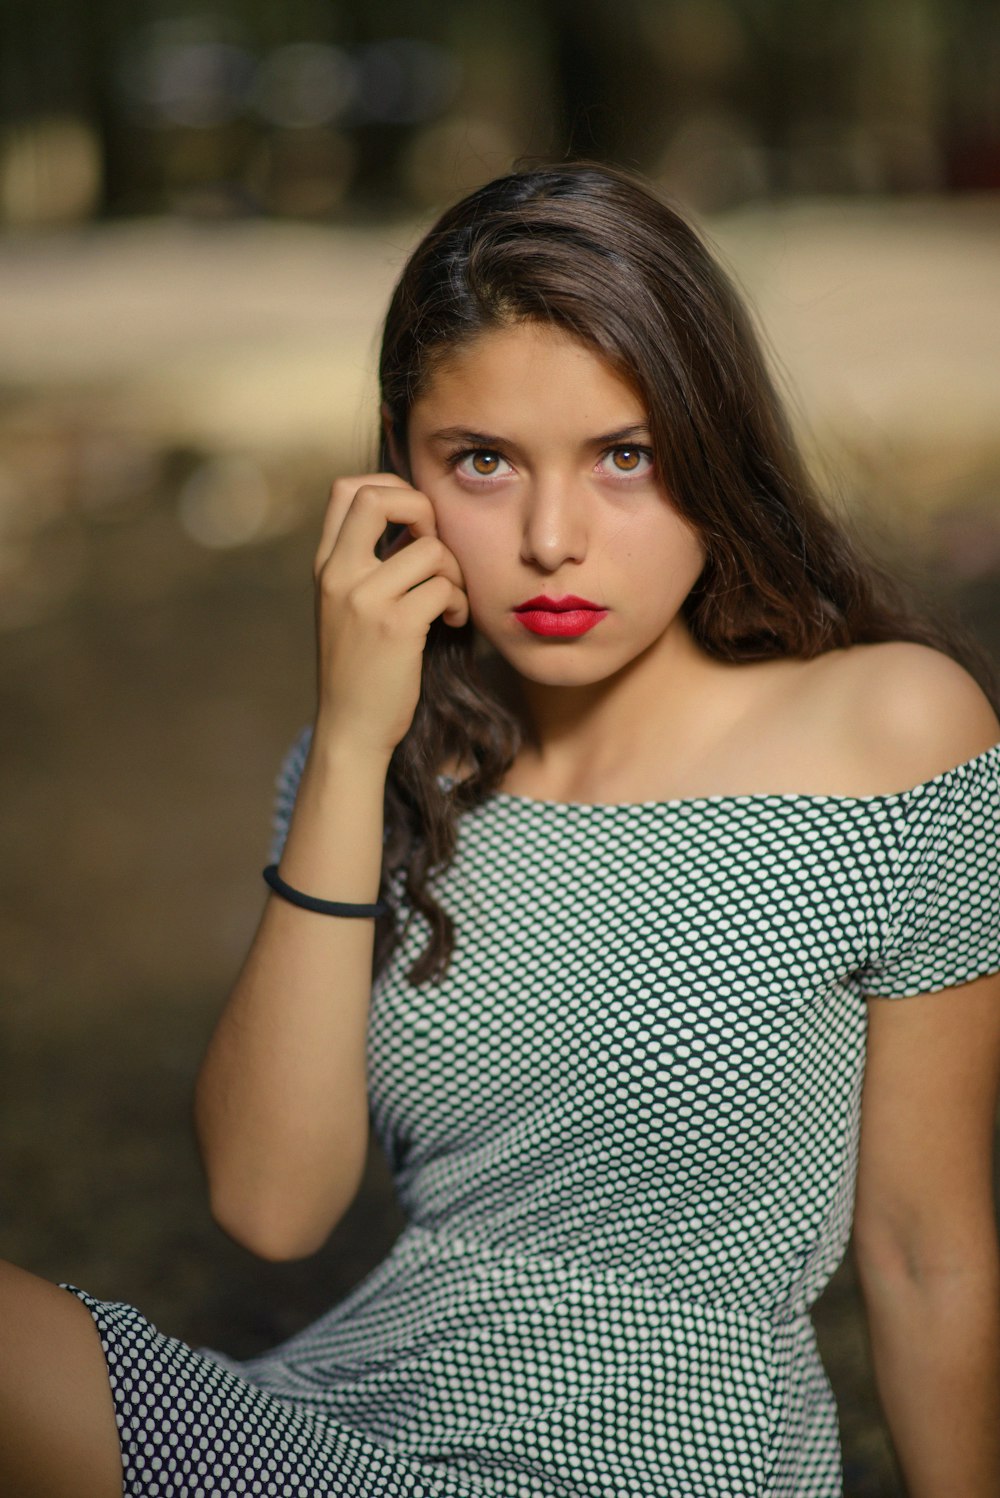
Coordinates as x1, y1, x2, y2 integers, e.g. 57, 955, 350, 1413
309, 715, 394, 777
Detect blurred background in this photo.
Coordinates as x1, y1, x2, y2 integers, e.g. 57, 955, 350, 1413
1, 2, 999, 1494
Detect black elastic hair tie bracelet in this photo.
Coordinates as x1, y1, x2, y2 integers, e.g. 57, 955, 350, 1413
263, 863, 387, 918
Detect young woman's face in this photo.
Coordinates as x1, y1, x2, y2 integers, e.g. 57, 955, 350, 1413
402, 320, 707, 689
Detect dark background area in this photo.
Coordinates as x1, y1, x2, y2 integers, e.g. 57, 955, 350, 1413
2, 0, 1000, 227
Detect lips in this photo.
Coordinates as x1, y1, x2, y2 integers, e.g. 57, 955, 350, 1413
513, 595, 604, 613
513, 595, 609, 638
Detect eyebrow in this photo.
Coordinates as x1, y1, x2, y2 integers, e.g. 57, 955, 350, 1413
425, 422, 652, 450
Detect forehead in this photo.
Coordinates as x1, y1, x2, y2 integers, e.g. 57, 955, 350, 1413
410, 321, 645, 425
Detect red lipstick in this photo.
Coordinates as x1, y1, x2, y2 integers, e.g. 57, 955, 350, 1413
513, 594, 609, 638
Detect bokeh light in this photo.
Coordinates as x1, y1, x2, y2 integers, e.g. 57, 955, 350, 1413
176, 454, 271, 549
0, 117, 103, 227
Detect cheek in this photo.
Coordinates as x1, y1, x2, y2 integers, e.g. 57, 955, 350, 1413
431, 503, 475, 549
604, 511, 706, 586
406, 458, 480, 544
438, 520, 496, 603
419, 492, 501, 583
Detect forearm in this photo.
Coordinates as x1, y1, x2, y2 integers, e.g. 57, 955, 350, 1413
193, 728, 390, 1260
857, 1252, 1000, 1497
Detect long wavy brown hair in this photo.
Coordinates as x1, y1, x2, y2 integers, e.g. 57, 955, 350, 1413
367, 157, 999, 989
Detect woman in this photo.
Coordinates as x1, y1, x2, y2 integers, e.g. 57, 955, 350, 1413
3, 159, 999, 1498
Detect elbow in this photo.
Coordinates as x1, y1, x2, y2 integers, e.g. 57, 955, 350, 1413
853, 1222, 1000, 1297
207, 1185, 334, 1261
852, 1224, 915, 1287
204, 1154, 366, 1262
194, 1107, 370, 1261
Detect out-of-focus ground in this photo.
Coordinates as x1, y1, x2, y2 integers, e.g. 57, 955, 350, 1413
1, 197, 999, 1498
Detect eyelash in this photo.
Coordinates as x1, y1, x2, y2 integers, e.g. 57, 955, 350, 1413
443, 444, 655, 485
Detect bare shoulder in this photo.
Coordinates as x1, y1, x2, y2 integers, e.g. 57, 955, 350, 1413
822, 640, 1000, 792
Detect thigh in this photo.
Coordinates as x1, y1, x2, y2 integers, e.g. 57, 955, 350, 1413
0, 1259, 123, 1498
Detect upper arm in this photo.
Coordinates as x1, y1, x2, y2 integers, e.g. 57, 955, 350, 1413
852, 643, 1000, 1270
854, 969, 1000, 1274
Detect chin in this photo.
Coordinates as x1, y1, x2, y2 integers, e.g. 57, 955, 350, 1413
508, 651, 623, 686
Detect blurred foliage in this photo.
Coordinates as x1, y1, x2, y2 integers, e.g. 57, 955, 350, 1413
1, 0, 999, 224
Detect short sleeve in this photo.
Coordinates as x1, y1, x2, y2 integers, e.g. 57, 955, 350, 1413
266, 723, 314, 865
860, 743, 1000, 999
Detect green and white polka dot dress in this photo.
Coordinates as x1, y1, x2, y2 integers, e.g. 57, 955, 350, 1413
66, 727, 1000, 1496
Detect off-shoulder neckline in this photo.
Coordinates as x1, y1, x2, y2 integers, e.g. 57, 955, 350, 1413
435, 740, 1000, 813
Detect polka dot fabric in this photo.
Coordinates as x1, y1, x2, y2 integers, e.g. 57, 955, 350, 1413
64, 730, 1000, 1497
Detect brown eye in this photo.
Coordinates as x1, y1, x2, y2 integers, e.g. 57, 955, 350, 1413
605, 445, 652, 476
449, 448, 512, 482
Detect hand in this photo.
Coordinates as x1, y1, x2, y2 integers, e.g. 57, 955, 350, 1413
310, 472, 469, 759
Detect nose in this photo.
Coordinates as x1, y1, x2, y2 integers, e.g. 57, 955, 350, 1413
519, 472, 588, 570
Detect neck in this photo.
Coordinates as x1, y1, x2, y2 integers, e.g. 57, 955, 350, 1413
479, 616, 740, 788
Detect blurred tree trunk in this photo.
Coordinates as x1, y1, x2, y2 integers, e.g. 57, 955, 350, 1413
78, 0, 135, 216
545, 0, 669, 166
